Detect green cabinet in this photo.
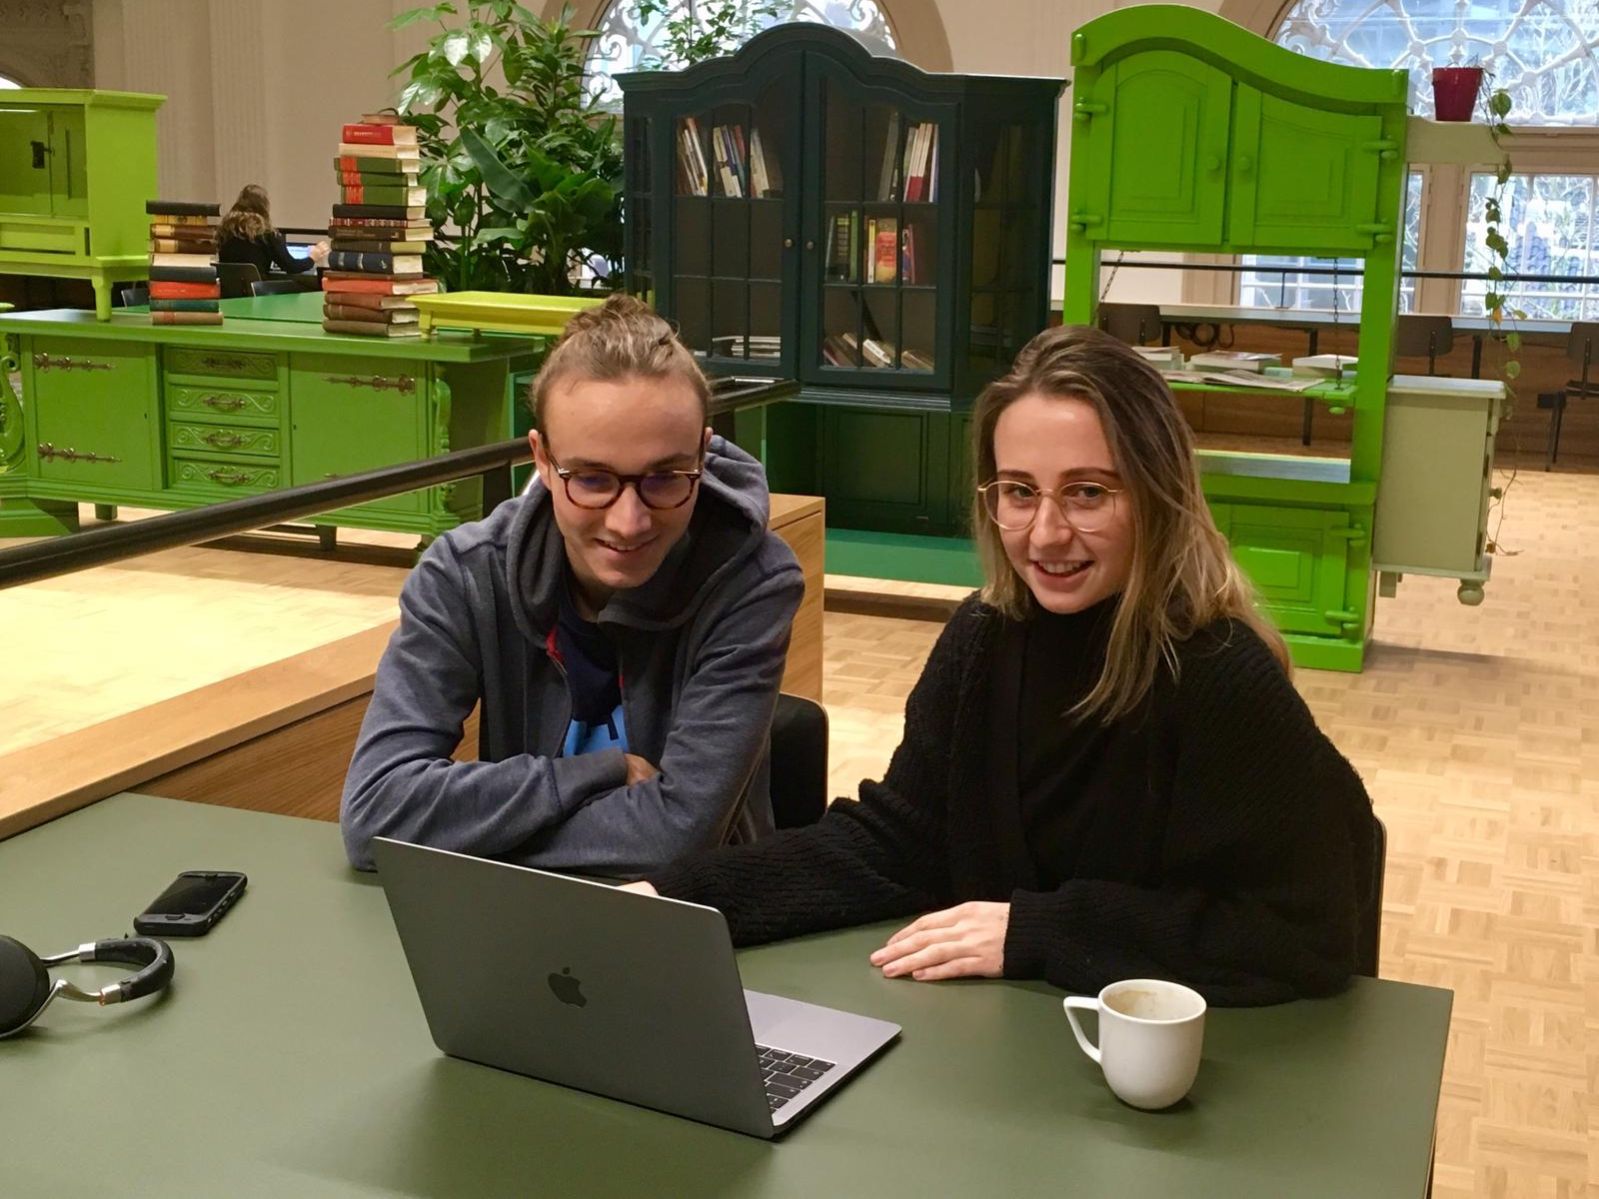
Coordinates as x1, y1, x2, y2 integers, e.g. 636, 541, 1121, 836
0, 90, 163, 318
1078, 52, 1231, 248
619, 25, 1063, 547
25, 338, 158, 491
0, 309, 534, 541
1064, 7, 1410, 671
289, 358, 427, 517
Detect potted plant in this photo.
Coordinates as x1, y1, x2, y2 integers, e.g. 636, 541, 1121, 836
1431, 63, 1484, 122
390, 2, 624, 295
1480, 82, 1522, 395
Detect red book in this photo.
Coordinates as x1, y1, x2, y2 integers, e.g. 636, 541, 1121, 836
341, 123, 418, 146
321, 275, 439, 296
149, 281, 222, 300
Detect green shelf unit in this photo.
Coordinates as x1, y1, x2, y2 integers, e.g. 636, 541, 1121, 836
1063, 6, 1411, 671
619, 26, 1064, 549
0, 89, 162, 319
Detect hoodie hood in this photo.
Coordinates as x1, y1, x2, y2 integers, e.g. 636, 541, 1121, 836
504, 434, 774, 641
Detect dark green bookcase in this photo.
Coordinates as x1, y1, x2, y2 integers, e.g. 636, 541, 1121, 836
619, 27, 1063, 546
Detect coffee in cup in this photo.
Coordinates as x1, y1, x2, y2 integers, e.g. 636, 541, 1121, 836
1063, 978, 1206, 1110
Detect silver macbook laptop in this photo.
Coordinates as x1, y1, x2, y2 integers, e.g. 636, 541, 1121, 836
371, 837, 900, 1139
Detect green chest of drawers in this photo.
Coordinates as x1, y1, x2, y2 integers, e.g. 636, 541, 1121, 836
0, 309, 539, 540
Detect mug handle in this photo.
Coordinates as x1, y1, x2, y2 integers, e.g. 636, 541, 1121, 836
1063, 996, 1102, 1064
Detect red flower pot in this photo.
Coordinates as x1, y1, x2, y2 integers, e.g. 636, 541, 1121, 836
1431, 66, 1485, 122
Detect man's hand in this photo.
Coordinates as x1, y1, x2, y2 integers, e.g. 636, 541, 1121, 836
624, 754, 660, 786
618, 881, 658, 896
868, 902, 1011, 981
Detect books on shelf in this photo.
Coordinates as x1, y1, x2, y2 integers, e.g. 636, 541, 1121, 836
341, 122, 418, 147
711, 333, 781, 359
875, 116, 939, 202
145, 200, 219, 325
336, 142, 420, 162
1175, 370, 1324, 393
866, 216, 898, 284
818, 329, 933, 371
674, 117, 781, 198
1292, 353, 1357, 377
1187, 350, 1280, 373
1132, 345, 1184, 368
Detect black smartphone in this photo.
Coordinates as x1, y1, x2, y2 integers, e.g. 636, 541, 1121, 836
133, 870, 247, 937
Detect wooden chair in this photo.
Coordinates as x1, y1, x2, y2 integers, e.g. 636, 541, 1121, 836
1097, 302, 1165, 346
769, 693, 828, 829
1394, 314, 1454, 376
1357, 814, 1386, 978
215, 261, 262, 300
250, 278, 306, 297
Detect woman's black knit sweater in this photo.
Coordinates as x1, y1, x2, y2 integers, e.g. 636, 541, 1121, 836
649, 596, 1375, 1006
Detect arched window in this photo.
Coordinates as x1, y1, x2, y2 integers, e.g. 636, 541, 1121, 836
585, 1, 899, 106
1237, 0, 1599, 319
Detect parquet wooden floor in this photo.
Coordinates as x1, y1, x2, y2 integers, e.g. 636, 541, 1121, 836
822, 463, 1598, 1199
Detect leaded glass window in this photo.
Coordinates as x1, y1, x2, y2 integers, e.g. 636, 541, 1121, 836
1274, 0, 1599, 126
587, 1, 899, 106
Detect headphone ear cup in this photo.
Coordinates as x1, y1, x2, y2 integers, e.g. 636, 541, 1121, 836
0, 935, 51, 1036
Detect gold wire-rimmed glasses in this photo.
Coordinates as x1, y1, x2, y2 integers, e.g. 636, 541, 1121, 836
976, 479, 1124, 533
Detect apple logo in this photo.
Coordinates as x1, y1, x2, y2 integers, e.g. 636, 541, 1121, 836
548, 966, 586, 1007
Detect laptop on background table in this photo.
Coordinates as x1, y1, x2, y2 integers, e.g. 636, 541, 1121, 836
370, 837, 900, 1139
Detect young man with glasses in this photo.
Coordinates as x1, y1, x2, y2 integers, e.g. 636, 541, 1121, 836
340, 296, 804, 875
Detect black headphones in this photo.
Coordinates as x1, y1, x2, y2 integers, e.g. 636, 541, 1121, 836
0, 935, 175, 1038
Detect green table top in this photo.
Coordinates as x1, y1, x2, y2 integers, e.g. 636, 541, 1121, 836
217, 291, 327, 323
0, 307, 540, 362
0, 795, 1450, 1198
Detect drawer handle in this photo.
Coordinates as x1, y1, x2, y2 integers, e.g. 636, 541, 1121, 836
200, 394, 248, 411
33, 352, 112, 373
37, 442, 121, 464
202, 430, 246, 448
206, 467, 253, 486
199, 355, 252, 372
324, 373, 416, 395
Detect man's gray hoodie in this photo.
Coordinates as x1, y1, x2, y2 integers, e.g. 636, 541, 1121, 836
340, 435, 804, 875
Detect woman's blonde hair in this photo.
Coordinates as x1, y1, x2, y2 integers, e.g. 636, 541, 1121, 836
218, 184, 272, 243
971, 323, 1289, 721
531, 294, 710, 432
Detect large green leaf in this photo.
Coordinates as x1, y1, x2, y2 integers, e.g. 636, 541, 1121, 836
460, 126, 536, 210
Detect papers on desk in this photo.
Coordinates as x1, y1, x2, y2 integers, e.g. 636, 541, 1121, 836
1162, 369, 1326, 393
1188, 350, 1281, 373
1132, 345, 1184, 368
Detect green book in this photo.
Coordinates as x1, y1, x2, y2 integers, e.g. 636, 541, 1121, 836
332, 155, 416, 176
150, 298, 222, 312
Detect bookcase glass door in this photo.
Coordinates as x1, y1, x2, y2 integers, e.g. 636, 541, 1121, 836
808, 65, 948, 387
668, 65, 796, 372
968, 119, 1049, 382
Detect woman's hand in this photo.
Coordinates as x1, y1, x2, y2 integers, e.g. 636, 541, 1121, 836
869, 902, 1011, 981
624, 754, 660, 786
310, 239, 331, 267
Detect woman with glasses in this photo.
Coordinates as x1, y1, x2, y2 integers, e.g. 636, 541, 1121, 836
340, 295, 804, 876
627, 325, 1374, 1006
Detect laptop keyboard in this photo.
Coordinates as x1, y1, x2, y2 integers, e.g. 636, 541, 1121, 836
756, 1044, 836, 1111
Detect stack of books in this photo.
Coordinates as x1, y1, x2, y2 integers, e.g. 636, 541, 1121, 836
323, 113, 437, 337
1187, 350, 1280, 373
146, 200, 221, 325
674, 117, 782, 198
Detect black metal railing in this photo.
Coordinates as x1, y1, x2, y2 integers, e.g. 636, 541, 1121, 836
0, 375, 798, 591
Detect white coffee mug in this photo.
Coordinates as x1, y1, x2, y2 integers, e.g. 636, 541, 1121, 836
1063, 978, 1207, 1110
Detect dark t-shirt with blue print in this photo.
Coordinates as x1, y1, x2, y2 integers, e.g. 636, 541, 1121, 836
554, 576, 628, 757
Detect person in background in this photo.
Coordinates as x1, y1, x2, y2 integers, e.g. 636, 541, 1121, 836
624, 325, 1376, 1007
216, 184, 328, 276
341, 294, 805, 877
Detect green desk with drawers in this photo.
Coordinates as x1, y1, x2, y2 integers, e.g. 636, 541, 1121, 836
0, 307, 543, 539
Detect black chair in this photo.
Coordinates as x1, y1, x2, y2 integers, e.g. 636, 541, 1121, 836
1394, 314, 1454, 376
250, 278, 308, 296
112, 284, 149, 308
768, 693, 829, 830
215, 261, 262, 300
1097, 301, 1164, 346
1356, 814, 1387, 979
1537, 321, 1597, 470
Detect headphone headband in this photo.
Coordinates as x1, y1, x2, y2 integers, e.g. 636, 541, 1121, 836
0, 935, 175, 1038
